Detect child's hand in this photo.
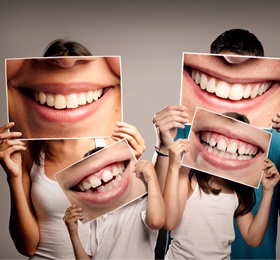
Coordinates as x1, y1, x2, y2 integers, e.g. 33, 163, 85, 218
153, 105, 189, 153
272, 112, 280, 132
262, 158, 280, 192
133, 160, 157, 184
111, 122, 145, 159
63, 205, 83, 236
0, 122, 26, 180
168, 139, 190, 170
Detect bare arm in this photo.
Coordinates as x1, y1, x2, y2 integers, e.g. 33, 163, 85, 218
152, 105, 189, 192
64, 205, 91, 260
134, 160, 166, 230
236, 158, 280, 247
163, 139, 190, 230
0, 123, 40, 256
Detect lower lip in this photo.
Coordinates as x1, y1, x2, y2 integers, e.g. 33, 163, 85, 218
196, 133, 259, 170
70, 163, 131, 206
184, 70, 279, 113
24, 87, 112, 123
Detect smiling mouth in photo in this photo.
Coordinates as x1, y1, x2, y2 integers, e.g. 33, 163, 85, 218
189, 68, 272, 101
199, 131, 262, 160
71, 161, 128, 194
32, 88, 104, 109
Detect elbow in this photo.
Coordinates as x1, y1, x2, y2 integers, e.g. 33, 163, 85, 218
164, 219, 178, 231
147, 215, 166, 230
16, 245, 36, 257
247, 240, 262, 248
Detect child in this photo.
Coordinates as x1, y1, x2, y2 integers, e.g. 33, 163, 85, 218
63, 160, 165, 259
163, 137, 279, 260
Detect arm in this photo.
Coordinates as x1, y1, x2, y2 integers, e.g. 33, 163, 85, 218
0, 122, 40, 256
163, 139, 190, 230
133, 160, 165, 230
111, 122, 146, 159
152, 105, 189, 192
236, 158, 280, 247
64, 205, 91, 260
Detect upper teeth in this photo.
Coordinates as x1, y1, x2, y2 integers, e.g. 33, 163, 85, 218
201, 132, 258, 160
34, 89, 103, 109
191, 69, 271, 100
77, 164, 124, 193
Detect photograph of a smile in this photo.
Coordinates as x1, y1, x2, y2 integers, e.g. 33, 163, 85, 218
189, 68, 272, 101
183, 107, 271, 188
181, 53, 280, 129
55, 139, 147, 222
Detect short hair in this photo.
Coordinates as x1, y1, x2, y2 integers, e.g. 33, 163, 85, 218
210, 29, 264, 56
43, 38, 92, 57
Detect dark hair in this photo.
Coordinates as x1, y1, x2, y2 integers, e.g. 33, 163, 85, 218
43, 38, 92, 57
189, 111, 256, 217
29, 39, 92, 165
210, 29, 264, 57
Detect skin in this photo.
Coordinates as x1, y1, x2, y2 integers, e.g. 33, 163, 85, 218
7, 56, 122, 138
164, 139, 279, 249
63, 159, 165, 259
181, 53, 280, 128
184, 108, 270, 188
55, 139, 148, 221
0, 121, 145, 257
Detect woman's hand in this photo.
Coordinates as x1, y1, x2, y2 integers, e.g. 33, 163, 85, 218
0, 122, 26, 181
272, 112, 280, 132
63, 205, 83, 237
111, 122, 146, 159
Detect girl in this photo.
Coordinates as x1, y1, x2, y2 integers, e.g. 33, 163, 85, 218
163, 138, 279, 259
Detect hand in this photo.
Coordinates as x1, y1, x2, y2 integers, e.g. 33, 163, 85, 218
0, 122, 26, 180
133, 160, 157, 183
272, 112, 280, 132
168, 139, 190, 170
261, 158, 280, 192
63, 205, 83, 236
111, 122, 146, 159
153, 105, 189, 152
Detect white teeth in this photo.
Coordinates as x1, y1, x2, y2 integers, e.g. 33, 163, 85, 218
102, 170, 113, 182
191, 69, 271, 100
209, 137, 216, 147
35, 89, 103, 109
226, 141, 238, 154
112, 166, 119, 176
97, 186, 106, 193
82, 181, 91, 190
238, 145, 246, 155
89, 175, 102, 188
217, 138, 227, 152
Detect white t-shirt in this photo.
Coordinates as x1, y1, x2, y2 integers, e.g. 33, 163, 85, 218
85, 196, 158, 259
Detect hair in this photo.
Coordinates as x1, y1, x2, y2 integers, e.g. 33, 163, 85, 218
29, 39, 92, 165
210, 28, 264, 57
189, 111, 256, 217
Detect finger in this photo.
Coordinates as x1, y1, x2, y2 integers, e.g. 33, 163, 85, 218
0, 122, 15, 133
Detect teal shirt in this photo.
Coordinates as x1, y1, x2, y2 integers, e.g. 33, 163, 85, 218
175, 126, 280, 259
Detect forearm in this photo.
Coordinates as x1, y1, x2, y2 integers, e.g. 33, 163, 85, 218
69, 234, 91, 260
244, 190, 273, 247
145, 177, 166, 230
163, 167, 182, 230
153, 151, 169, 193
8, 179, 39, 256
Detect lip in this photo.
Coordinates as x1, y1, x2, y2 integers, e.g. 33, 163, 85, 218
17, 82, 115, 123
183, 67, 280, 113
194, 127, 264, 170
64, 152, 133, 206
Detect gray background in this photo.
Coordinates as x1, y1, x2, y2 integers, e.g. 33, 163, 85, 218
1, 0, 280, 259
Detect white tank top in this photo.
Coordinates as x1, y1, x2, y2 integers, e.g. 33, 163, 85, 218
30, 152, 90, 259
165, 184, 239, 260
